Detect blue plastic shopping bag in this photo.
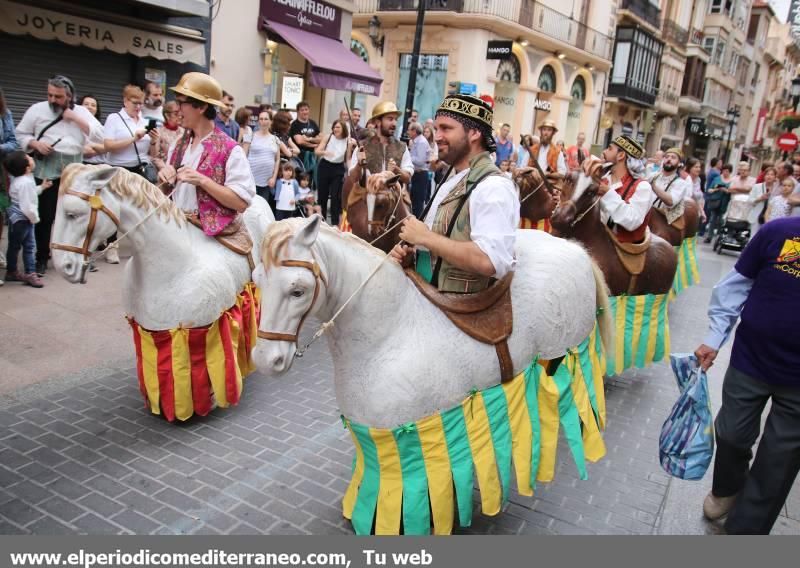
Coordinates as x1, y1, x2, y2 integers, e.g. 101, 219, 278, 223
659, 353, 715, 480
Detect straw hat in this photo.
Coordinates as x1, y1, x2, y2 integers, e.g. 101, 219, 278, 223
169, 72, 226, 108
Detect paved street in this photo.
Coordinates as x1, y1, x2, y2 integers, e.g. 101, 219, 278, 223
1, 239, 798, 535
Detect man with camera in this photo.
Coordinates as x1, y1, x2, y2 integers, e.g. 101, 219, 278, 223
15, 75, 104, 276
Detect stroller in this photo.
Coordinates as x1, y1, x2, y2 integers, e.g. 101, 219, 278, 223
712, 218, 751, 255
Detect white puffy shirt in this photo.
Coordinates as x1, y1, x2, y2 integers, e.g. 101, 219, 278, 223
599, 175, 655, 231
166, 132, 256, 212
424, 168, 520, 278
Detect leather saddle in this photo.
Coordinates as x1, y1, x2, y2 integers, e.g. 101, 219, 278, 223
405, 269, 516, 383
185, 213, 255, 269
604, 225, 651, 277
652, 203, 686, 231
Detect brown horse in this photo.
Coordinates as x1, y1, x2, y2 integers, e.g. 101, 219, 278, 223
342, 171, 411, 253
513, 167, 561, 228
551, 169, 678, 296
648, 198, 701, 246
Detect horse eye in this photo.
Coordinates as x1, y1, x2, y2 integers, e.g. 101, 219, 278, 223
291, 289, 305, 298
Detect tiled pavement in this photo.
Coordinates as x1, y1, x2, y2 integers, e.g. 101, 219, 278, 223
1, 243, 799, 535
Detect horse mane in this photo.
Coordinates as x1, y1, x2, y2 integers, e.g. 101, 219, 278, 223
60, 164, 184, 225
260, 217, 383, 267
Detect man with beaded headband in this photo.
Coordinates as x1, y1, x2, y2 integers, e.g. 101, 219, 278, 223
650, 147, 693, 225
390, 94, 519, 293
584, 134, 656, 244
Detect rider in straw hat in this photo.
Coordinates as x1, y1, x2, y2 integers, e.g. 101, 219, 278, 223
156, 72, 256, 236
650, 147, 692, 224
391, 94, 520, 294
528, 119, 566, 175
584, 134, 655, 244
348, 101, 413, 188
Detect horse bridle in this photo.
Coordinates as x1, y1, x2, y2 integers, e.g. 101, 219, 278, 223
256, 257, 328, 355
367, 184, 407, 241
50, 187, 120, 265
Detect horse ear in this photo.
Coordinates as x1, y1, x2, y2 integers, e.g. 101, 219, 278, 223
293, 214, 322, 249
88, 165, 120, 190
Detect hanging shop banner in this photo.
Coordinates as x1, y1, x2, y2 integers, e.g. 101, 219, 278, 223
486, 40, 513, 59
260, 0, 342, 40
0, 0, 206, 65
753, 108, 768, 145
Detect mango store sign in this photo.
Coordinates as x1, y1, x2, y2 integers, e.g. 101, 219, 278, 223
0, 0, 206, 65
533, 98, 552, 112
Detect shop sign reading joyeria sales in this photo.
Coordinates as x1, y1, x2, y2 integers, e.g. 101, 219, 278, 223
0, 0, 206, 65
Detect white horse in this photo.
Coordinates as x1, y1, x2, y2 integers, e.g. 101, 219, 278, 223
252, 215, 610, 428
50, 164, 273, 330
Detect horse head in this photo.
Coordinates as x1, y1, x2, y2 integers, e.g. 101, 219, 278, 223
253, 215, 328, 374
513, 167, 561, 223
550, 167, 606, 236
349, 171, 410, 252
51, 164, 123, 284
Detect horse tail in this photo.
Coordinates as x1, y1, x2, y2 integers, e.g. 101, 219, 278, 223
590, 258, 614, 360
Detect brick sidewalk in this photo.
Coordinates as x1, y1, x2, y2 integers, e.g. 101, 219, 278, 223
1, 245, 798, 535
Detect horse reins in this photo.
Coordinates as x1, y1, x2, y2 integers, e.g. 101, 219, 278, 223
50, 188, 121, 282
257, 257, 328, 354
367, 184, 408, 245
51, 171, 178, 283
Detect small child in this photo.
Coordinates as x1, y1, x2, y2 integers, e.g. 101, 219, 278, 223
3, 151, 51, 288
274, 163, 301, 221
297, 172, 322, 218
765, 177, 795, 223
499, 159, 513, 179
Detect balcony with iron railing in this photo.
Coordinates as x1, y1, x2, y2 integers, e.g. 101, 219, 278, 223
354, 0, 613, 60
690, 28, 704, 45
618, 0, 661, 30
661, 19, 688, 46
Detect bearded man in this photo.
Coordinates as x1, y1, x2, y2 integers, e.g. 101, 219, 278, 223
587, 135, 655, 244
651, 147, 693, 224
391, 94, 519, 293
348, 101, 413, 186
528, 119, 566, 175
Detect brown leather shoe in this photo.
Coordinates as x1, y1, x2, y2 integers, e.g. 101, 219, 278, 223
22, 272, 44, 288
703, 492, 736, 521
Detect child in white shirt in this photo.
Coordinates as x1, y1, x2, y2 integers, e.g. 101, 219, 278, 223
499, 159, 513, 179
3, 151, 51, 287
274, 162, 301, 220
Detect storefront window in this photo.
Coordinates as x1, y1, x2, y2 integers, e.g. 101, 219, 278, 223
396, 53, 449, 122
494, 54, 521, 130
565, 76, 586, 145
538, 65, 556, 92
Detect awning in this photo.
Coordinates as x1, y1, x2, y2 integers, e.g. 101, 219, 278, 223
263, 20, 383, 96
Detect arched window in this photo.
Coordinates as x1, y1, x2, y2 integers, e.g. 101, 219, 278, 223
571, 75, 586, 100
538, 65, 556, 92
496, 54, 521, 84
351, 38, 369, 63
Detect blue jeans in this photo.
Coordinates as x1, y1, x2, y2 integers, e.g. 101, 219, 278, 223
6, 219, 36, 274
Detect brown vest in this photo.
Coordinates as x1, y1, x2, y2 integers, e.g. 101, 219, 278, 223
528, 143, 560, 173
430, 152, 501, 293
365, 134, 407, 174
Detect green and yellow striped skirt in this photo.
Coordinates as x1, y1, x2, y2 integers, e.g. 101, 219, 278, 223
605, 293, 670, 376
670, 236, 701, 297
341, 348, 607, 535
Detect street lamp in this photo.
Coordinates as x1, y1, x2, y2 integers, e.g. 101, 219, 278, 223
723, 105, 740, 164
368, 15, 384, 56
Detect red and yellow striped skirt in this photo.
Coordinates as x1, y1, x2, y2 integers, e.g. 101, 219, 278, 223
128, 282, 261, 422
